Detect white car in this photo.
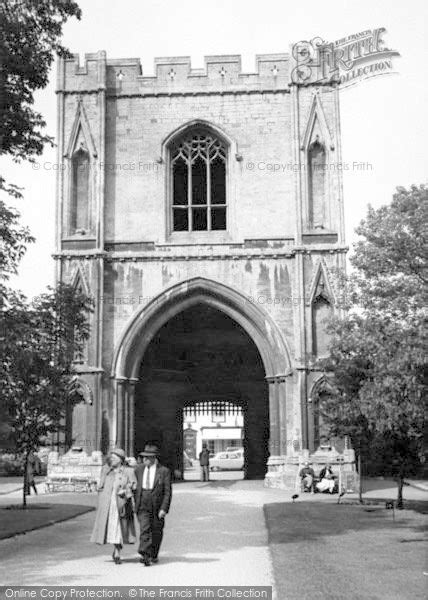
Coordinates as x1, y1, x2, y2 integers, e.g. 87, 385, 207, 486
209, 450, 244, 471
226, 446, 244, 453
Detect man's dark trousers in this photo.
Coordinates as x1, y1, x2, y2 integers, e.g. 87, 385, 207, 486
138, 490, 164, 560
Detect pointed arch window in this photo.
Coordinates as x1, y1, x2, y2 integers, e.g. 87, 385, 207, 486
170, 130, 227, 232
308, 139, 326, 229
70, 146, 90, 234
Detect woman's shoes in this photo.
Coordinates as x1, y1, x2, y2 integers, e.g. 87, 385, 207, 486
114, 556, 122, 564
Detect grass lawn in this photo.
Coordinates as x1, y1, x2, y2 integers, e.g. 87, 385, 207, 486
264, 499, 428, 600
0, 502, 94, 540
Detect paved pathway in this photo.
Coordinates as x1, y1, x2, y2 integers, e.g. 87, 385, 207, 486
0, 480, 285, 589
0, 477, 426, 595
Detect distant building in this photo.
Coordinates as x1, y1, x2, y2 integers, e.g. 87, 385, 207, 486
55, 49, 348, 485
183, 402, 243, 457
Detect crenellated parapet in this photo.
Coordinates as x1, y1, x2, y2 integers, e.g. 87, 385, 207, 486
57, 52, 292, 96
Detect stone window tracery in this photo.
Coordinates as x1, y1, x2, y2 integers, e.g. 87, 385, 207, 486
171, 130, 227, 232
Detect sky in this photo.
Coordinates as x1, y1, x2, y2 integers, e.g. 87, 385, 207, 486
3, 0, 427, 299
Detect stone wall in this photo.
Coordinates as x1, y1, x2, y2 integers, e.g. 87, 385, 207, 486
54, 50, 349, 483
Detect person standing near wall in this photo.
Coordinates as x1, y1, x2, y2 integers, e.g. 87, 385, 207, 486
199, 444, 210, 482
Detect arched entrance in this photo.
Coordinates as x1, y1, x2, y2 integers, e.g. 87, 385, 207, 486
111, 277, 292, 476
134, 304, 269, 478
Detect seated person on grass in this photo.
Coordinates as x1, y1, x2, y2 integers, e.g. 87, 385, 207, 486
299, 461, 315, 492
316, 463, 336, 493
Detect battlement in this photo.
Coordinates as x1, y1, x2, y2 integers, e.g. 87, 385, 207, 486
57, 51, 291, 95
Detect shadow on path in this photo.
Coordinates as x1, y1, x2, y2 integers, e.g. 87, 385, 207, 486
0, 481, 273, 586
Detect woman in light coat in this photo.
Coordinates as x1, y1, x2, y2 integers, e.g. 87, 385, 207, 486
316, 463, 336, 493
90, 448, 137, 564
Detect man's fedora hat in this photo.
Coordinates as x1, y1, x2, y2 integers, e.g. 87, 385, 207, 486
110, 448, 126, 461
139, 444, 160, 457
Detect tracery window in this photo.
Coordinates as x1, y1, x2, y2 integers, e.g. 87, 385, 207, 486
171, 130, 227, 232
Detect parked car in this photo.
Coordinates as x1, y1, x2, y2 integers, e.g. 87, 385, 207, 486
209, 450, 244, 471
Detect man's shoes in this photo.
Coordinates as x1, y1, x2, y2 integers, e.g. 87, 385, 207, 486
140, 557, 151, 566
151, 557, 159, 564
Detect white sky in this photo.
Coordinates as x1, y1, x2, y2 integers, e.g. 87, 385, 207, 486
2, 0, 427, 299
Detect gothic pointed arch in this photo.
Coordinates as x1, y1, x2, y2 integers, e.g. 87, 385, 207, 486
163, 121, 237, 234
66, 263, 90, 363
301, 94, 334, 230
67, 376, 94, 405
310, 373, 334, 401
161, 119, 236, 158
69, 262, 91, 297
65, 99, 97, 160
307, 260, 334, 357
306, 259, 335, 306
301, 93, 334, 153
65, 100, 96, 236
111, 277, 292, 380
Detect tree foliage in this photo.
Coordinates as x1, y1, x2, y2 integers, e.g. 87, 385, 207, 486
0, 0, 81, 177
1, 0, 81, 291
318, 185, 427, 505
0, 284, 93, 505
0, 1, 85, 507
0, 200, 34, 287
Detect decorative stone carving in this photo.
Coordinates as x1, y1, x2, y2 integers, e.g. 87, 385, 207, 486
47, 447, 103, 492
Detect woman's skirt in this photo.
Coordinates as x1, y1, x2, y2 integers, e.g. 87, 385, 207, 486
316, 478, 335, 493
106, 488, 123, 545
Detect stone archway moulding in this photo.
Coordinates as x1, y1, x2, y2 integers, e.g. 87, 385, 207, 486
161, 119, 238, 161
67, 376, 94, 405
309, 373, 334, 402
111, 277, 292, 381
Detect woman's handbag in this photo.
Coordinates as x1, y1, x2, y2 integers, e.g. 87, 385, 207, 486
125, 497, 135, 518
116, 488, 127, 517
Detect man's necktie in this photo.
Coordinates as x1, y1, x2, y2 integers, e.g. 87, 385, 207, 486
144, 467, 150, 490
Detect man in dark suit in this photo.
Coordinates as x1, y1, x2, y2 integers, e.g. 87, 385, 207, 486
134, 444, 172, 566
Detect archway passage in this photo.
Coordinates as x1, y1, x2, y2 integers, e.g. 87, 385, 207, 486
134, 303, 269, 479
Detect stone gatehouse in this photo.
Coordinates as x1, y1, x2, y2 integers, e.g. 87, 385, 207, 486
54, 49, 351, 485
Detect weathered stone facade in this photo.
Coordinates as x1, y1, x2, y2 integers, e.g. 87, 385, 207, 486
54, 50, 350, 485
